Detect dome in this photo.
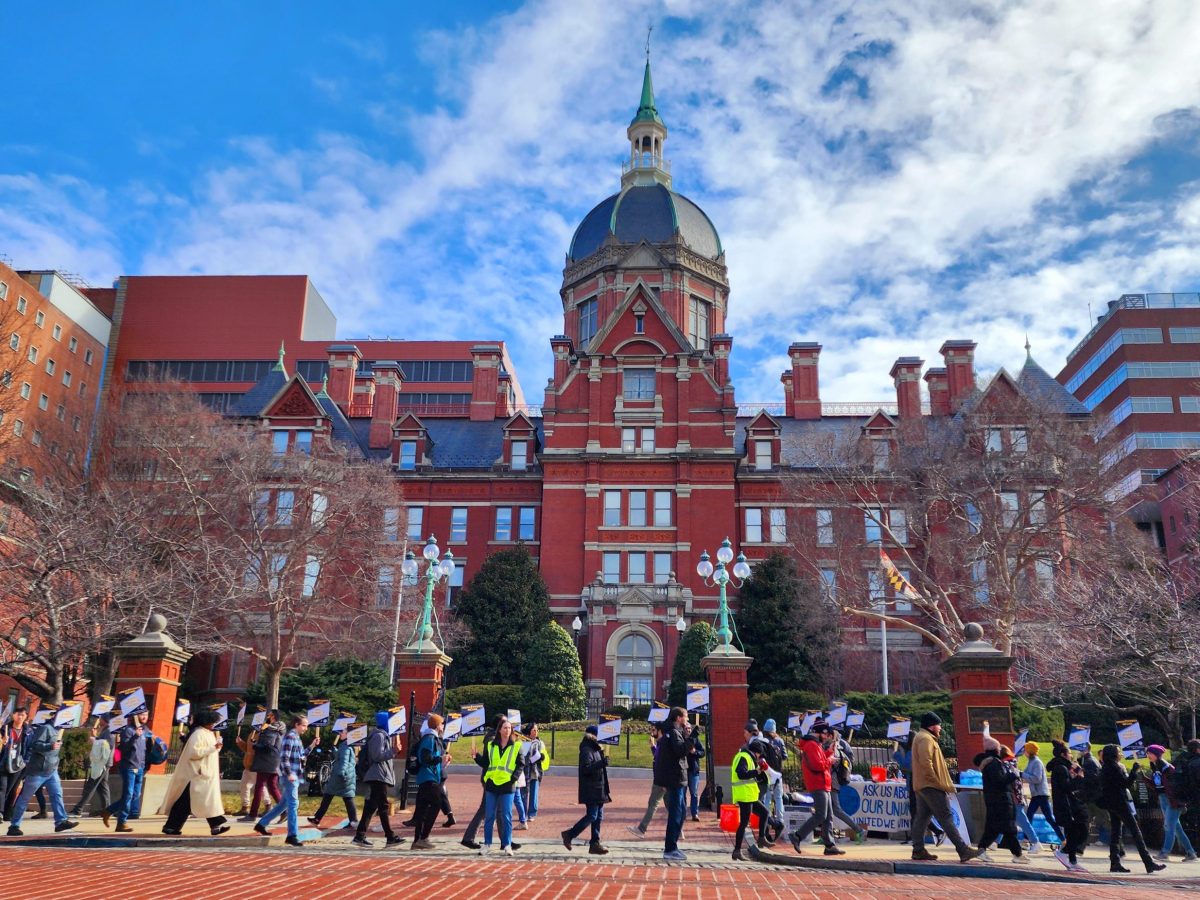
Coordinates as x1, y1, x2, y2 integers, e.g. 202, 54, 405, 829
568, 183, 723, 263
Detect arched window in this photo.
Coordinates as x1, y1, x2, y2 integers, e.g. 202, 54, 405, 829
615, 633, 655, 703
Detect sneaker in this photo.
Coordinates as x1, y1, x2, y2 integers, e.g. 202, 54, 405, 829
1153, 852, 1170, 861
461, 838, 481, 850
1069, 863, 1088, 873
627, 825, 646, 839
824, 846, 846, 856
1010, 854, 1031, 864
411, 839, 434, 850
306, 817, 322, 827
480, 845, 492, 855
959, 848, 984, 864
6, 826, 22, 837
1027, 843, 1042, 855
503, 845, 514, 856
386, 835, 405, 846
511, 842, 522, 850
934, 831, 946, 847
789, 831, 803, 854
976, 850, 993, 863
690, 815, 700, 822
662, 849, 687, 861
237, 815, 257, 823
518, 821, 528, 830
32, 812, 48, 820
54, 821, 79, 833
1183, 854, 1198, 862
854, 830, 867, 844
1054, 850, 1072, 869
351, 835, 372, 847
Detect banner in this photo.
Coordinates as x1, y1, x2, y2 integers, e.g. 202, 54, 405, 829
442, 712, 463, 743
685, 683, 709, 714
387, 706, 408, 736
118, 686, 147, 717
647, 702, 670, 724
1013, 728, 1029, 757
827, 700, 848, 728
846, 709, 865, 730
307, 699, 331, 728
459, 704, 486, 737
91, 695, 115, 718
597, 714, 622, 746
209, 703, 229, 730
53, 702, 83, 729
1067, 724, 1091, 753
835, 781, 973, 843
346, 724, 368, 746
507, 709, 522, 730
1116, 719, 1144, 758
175, 700, 191, 724
332, 713, 356, 733
886, 716, 911, 740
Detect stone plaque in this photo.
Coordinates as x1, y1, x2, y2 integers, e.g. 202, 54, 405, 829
966, 706, 1013, 734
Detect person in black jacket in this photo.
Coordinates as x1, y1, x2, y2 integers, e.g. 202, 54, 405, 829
1098, 744, 1165, 874
654, 707, 691, 862
974, 746, 1025, 863
1047, 740, 1089, 872
686, 727, 706, 822
560, 725, 611, 855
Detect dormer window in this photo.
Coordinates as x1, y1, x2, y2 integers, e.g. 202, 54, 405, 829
754, 439, 772, 471
985, 428, 1003, 454
399, 440, 417, 470
578, 298, 598, 346
511, 440, 528, 471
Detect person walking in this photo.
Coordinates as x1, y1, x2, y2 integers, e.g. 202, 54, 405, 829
233, 725, 258, 817
521, 723, 546, 824
4, 716, 76, 836
411, 713, 447, 850
1145, 744, 1197, 861
1, 708, 40, 821
104, 709, 152, 833
894, 733, 944, 847
975, 744, 1026, 863
787, 721, 842, 856
730, 736, 772, 860
307, 726, 358, 830
254, 713, 310, 847
1002, 745, 1041, 855
760, 719, 786, 826
475, 716, 520, 856
909, 712, 981, 863
686, 723, 706, 822
460, 716, 521, 851
240, 711, 284, 822
1021, 741, 1062, 844
655, 707, 691, 862
560, 724, 611, 855
628, 724, 666, 838
352, 713, 404, 848
830, 730, 866, 844
69, 718, 112, 818
158, 708, 230, 836
1047, 740, 1089, 872
1098, 744, 1166, 874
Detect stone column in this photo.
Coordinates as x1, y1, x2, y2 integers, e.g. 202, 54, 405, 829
113, 613, 192, 775
940, 623, 1015, 767
701, 648, 753, 802
394, 647, 452, 723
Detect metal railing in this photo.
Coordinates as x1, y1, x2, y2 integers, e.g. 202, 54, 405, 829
622, 154, 671, 175
1067, 292, 1200, 362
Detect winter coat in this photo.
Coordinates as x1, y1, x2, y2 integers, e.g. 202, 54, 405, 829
362, 727, 396, 786
523, 738, 546, 783
25, 724, 61, 777
88, 733, 114, 779
1146, 759, 1184, 809
686, 732, 706, 778
1048, 755, 1088, 826
576, 734, 611, 806
652, 724, 689, 789
251, 722, 285, 774
912, 728, 955, 794
979, 752, 1018, 833
323, 741, 357, 797
157, 726, 223, 819
414, 732, 444, 787
1176, 750, 1200, 805
796, 734, 833, 793
1098, 758, 1136, 812
1021, 754, 1049, 797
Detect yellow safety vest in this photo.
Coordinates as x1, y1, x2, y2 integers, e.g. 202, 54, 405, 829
483, 741, 519, 786
730, 750, 760, 803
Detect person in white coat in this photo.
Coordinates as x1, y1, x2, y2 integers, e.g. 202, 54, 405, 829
158, 708, 230, 836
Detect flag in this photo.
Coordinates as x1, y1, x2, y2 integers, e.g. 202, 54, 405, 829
878, 548, 921, 601
1013, 728, 1029, 756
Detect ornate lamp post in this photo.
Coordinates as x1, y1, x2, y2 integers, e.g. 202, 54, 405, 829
695, 537, 751, 656
401, 535, 455, 653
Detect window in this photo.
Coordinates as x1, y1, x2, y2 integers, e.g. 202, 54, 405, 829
654, 552, 672, 584
511, 440, 528, 471
966, 502, 982, 533
603, 491, 621, 527
16, 297, 27, 314
12, 419, 23, 437
640, 428, 655, 453
407, 506, 424, 541
820, 569, 837, 600
1170, 327, 1200, 343
518, 507, 535, 541
688, 297, 711, 350
68, 337, 77, 352
376, 566, 395, 608
0, 282, 6, 300
985, 429, 1003, 453
34, 311, 45, 328
602, 552, 621, 584
84, 348, 94, 365
770, 508, 787, 543
868, 570, 885, 609
272, 431, 289, 455
622, 428, 636, 452
577, 298, 598, 346
653, 491, 672, 527
754, 439, 772, 471
27, 346, 37, 363
1028, 491, 1047, 525
399, 441, 417, 470
62, 371, 71, 387
52, 324, 61, 340
254, 491, 272, 526
55, 404, 65, 421
1181, 397, 1200, 413
628, 552, 647, 583
745, 508, 763, 543
871, 440, 890, 471
31, 429, 42, 447
893, 570, 914, 613
816, 509, 834, 545
1034, 559, 1055, 598
45, 359, 55, 376
78, 381, 86, 398
72, 415, 80, 432
311, 492, 328, 525
1010, 428, 1028, 454
8, 334, 17, 351
623, 368, 655, 400
495, 507, 512, 541
634, 314, 645, 335
1066, 327, 1164, 394
447, 561, 465, 607
889, 508, 907, 544
302, 555, 321, 597
383, 507, 400, 542
19, 383, 30, 400
616, 634, 655, 704
450, 508, 468, 541
629, 491, 647, 527
864, 509, 882, 544
971, 559, 989, 603
1000, 492, 1019, 528
276, 494, 295, 528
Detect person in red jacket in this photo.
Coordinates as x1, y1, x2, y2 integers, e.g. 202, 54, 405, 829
788, 722, 844, 856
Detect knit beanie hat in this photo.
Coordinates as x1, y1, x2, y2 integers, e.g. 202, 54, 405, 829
763, 718, 777, 734
1024, 741, 1039, 754
982, 735, 1001, 753
585, 724, 599, 736
375, 711, 390, 730
426, 713, 443, 730
919, 711, 941, 729
1147, 744, 1167, 758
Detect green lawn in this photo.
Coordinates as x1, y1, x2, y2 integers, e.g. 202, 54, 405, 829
543, 729, 656, 768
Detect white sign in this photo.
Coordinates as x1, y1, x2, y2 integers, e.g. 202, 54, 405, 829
846, 710, 865, 729
0, 698, 13, 727
209, 703, 229, 730
346, 724, 368, 746
507, 709, 522, 730
800, 711, 820, 735
175, 700, 191, 724
118, 687, 147, 717
332, 714, 356, 733
53, 703, 83, 729
251, 709, 267, 728
32, 707, 55, 725
307, 700, 331, 728
387, 706, 408, 736
92, 696, 115, 717
1117, 720, 1143, 749
597, 715, 622, 746
1067, 724, 1091, 753
827, 701, 848, 727
236, 702, 247, 726
886, 717, 911, 740
787, 711, 802, 731
459, 705, 486, 737
442, 714, 462, 742
648, 704, 669, 723
685, 684, 709, 713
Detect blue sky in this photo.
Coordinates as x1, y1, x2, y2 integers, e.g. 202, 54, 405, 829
4, 0, 1200, 403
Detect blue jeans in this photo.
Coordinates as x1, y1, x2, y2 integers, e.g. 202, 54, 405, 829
259, 776, 300, 837
1160, 794, 1197, 857
1014, 802, 1038, 845
1026, 795, 1063, 841
525, 779, 540, 818
664, 786, 686, 853
688, 773, 701, 817
566, 803, 604, 844
484, 791, 514, 848
107, 766, 144, 825
514, 784, 527, 823
9, 770, 68, 827
767, 779, 785, 822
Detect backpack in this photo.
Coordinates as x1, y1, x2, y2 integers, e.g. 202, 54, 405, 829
1177, 755, 1200, 805
355, 734, 373, 781
760, 738, 783, 773
148, 736, 168, 766
834, 755, 852, 787
1081, 756, 1103, 803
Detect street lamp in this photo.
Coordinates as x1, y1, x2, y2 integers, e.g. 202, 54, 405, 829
571, 615, 582, 648
696, 537, 751, 656
401, 535, 454, 652
675, 616, 687, 634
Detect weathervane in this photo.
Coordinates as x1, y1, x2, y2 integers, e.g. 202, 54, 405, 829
646, 23, 652, 61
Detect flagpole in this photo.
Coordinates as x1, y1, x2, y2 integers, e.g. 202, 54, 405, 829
880, 617, 889, 695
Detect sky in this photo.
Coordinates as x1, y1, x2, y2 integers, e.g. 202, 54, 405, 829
3, 0, 1200, 404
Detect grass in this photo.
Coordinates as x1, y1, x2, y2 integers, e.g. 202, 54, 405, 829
542, 729, 656, 768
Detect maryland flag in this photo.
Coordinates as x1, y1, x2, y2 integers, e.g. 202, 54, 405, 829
879, 548, 921, 601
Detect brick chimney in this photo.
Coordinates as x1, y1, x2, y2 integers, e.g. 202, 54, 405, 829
549, 335, 573, 386
924, 367, 950, 417
939, 340, 977, 411
889, 357, 924, 419
325, 344, 362, 414
369, 361, 402, 449
497, 372, 514, 418
710, 333, 733, 386
469, 345, 503, 421
788, 342, 821, 420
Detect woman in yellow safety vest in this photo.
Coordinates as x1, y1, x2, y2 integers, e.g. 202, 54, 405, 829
474, 717, 520, 855
730, 730, 773, 861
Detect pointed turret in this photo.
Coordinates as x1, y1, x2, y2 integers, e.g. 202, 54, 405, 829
622, 51, 671, 189
631, 59, 664, 127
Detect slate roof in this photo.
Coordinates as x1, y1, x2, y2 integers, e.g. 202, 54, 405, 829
736, 415, 868, 468
1017, 355, 1091, 416
350, 417, 547, 469
316, 391, 368, 455
231, 365, 288, 416
568, 184, 723, 262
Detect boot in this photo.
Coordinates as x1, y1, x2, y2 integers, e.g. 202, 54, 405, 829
732, 847, 745, 861
589, 841, 608, 855
1110, 858, 1131, 873
1143, 856, 1166, 874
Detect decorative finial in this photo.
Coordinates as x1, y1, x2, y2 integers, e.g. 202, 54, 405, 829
646, 23, 652, 61
320, 374, 329, 396
1024, 333, 1031, 361
274, 340, 287, 373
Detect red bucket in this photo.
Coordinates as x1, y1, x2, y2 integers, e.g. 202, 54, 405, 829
718, 803, 760, 833
871, 766, 887, 783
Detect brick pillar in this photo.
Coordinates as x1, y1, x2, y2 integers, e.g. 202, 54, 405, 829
701, 649, 754, 802
469, 344, 503, 421
369, 361, 402, 449
940, 623, 1015, 768
113, 613, 191, 775
890, 357, 924, 418
394, 647, 452, 724
924, 368, 950, 417
788, 342, 821, 420
325, 343, 362, 413
939, 340, 977, 412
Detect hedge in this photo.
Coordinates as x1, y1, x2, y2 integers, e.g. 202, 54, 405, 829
444, 684, 525, 719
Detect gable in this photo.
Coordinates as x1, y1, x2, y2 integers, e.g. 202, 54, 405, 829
745, 409, 782, 434
588, 277, 693, 357
862, 410, 896, 432
618, 242, 668, 270
264, 378, 323, 420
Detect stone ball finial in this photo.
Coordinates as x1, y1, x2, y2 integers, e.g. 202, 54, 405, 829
145, 613, 168, 634
964, 622, 984, 642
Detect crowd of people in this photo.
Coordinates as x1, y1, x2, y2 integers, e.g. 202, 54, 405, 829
2, 699, 1199, 876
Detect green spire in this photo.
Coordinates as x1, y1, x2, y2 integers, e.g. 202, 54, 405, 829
317, 374, 330, 398
632, 58, 664, 127
273, 341, 287, 373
